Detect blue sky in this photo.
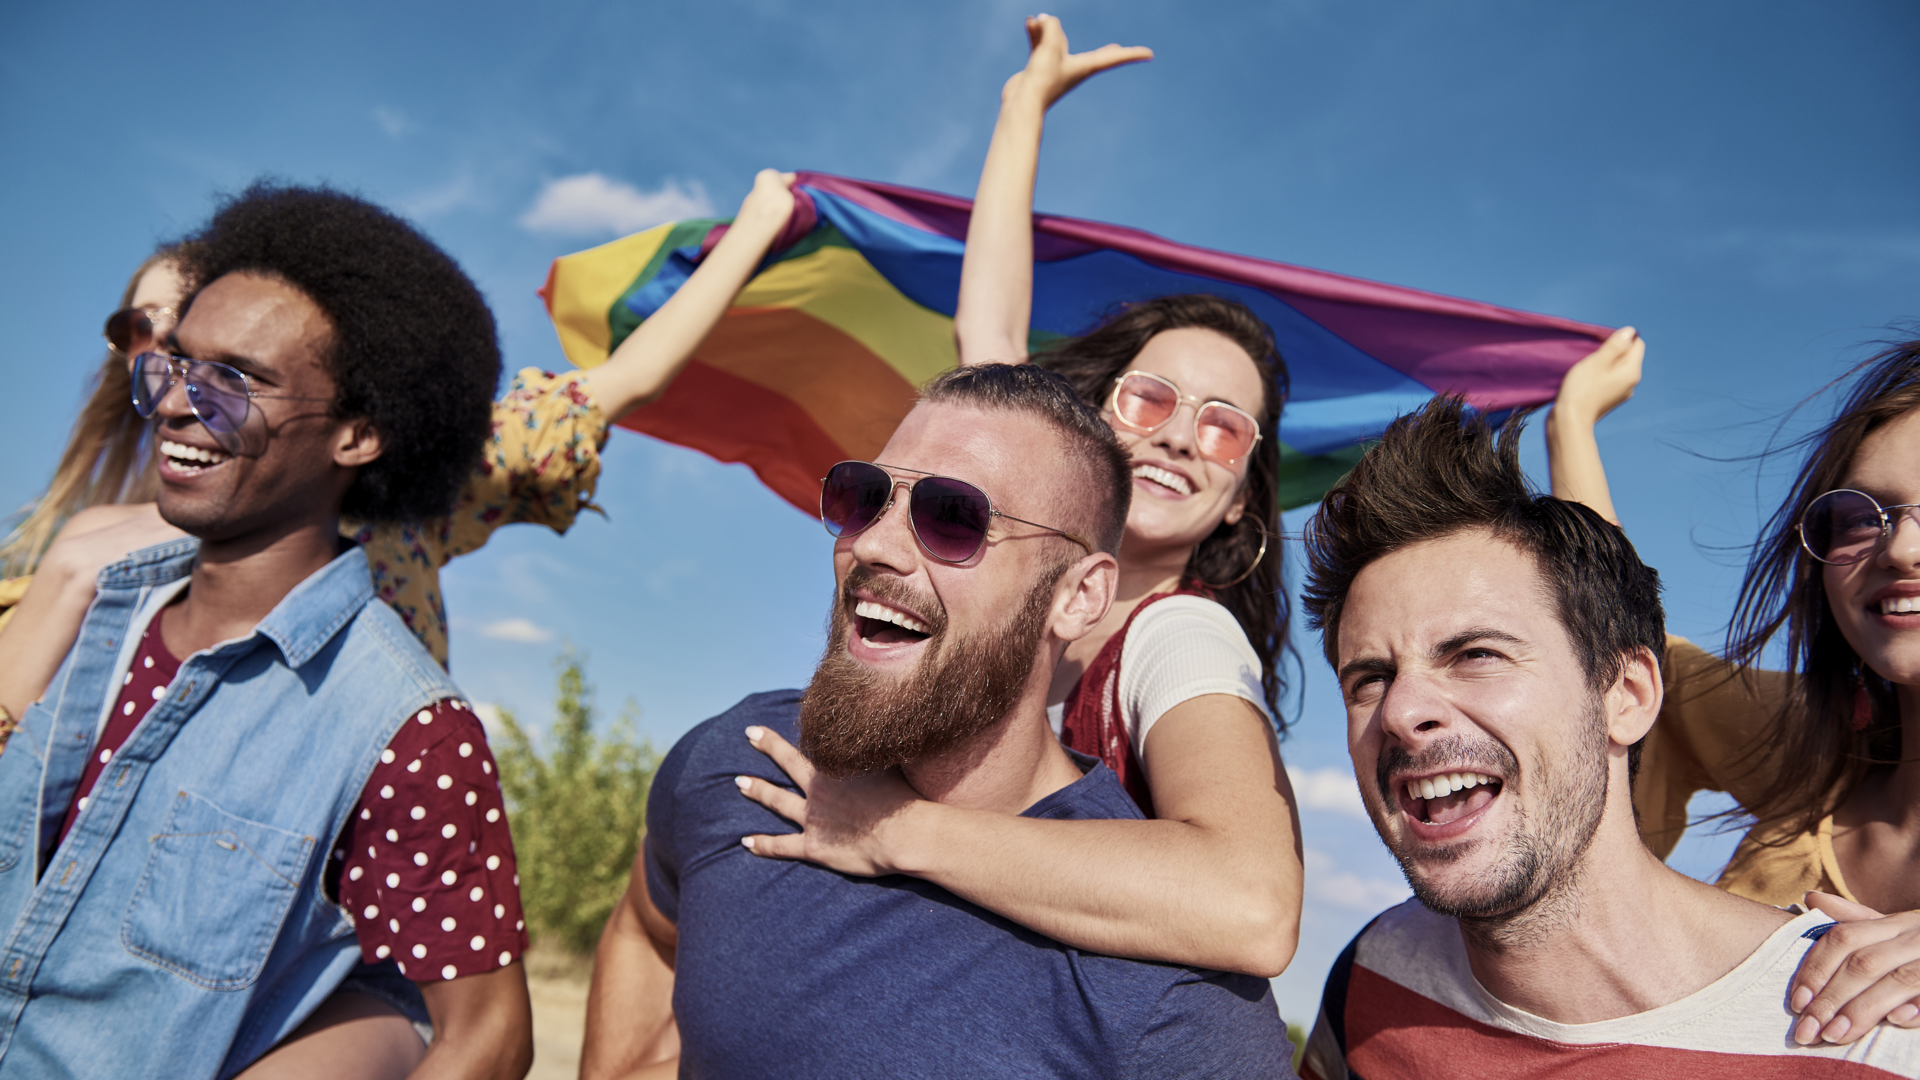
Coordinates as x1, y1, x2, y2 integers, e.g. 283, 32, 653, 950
4, 0, 1918, 1029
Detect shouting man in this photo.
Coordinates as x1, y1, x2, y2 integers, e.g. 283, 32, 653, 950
583, 364, 1295, 1079
1298, 398, 1920, 1077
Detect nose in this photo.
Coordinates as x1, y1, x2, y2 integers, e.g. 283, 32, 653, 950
150, 364, 197, 425
1879, 505, 1920, 572
847, 481, 921, 575
1374, 668, 1456, 747
1147, 400, 1201, 460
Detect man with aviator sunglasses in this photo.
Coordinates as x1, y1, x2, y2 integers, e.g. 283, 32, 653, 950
582, 363, 1294, 1079
0, 185, 535, 1079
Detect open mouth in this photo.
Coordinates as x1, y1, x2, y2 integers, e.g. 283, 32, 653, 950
853, 599, 932, 647
1132, 462, 1192, 496
159, 438, 231, 476
1400, 771, 1503, 827
1878, 597, 1920, 617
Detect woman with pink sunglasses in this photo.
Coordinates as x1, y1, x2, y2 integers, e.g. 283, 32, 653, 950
733, 16, 1307, 981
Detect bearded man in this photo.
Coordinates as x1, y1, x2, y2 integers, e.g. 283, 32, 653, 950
1297, 398, 1920, 1078
581, 364, 1294, 1079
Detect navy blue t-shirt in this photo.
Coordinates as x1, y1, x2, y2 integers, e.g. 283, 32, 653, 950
646, 690, 1296, 1079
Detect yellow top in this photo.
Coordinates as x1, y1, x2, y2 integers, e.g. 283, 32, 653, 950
0, 367, 609, 670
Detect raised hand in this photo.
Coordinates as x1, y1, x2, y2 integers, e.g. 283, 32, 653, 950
1003, 14, 1153, 112
733, 724, 923, 878
1789, 891, 1920, 1045
1554, 326, 1645, 428
735, 168, 796, 232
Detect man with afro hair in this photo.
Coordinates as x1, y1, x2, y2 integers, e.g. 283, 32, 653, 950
0, 183, 533, 1079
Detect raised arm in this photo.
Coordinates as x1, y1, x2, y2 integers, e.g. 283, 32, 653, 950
952, 15, 1151, 367
736, 699, 1303, 978
577, 170, 797, 421
581, 848, 680, 1080
1544, 326, 1644, 526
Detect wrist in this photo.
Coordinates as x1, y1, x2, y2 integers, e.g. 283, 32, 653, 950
874, 797, 945, 878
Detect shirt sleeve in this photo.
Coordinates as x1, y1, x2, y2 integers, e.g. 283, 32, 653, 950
1131, 972, 1296, 1079
1116, 596, 1269, 760
443, 367, 612, 560
334, 699, 528, 982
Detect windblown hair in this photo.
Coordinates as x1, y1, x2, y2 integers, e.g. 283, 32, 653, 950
1301, 397, 1665, 771
1035, 294, 1291, 722
0, 248, 188, 577
1723, 337, 1920, 839
177, 181, 500, 523
919, 363, 1131, 555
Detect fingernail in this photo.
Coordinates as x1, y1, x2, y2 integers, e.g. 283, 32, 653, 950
1822, 1016, 1851, 1043
740, 836, 755, 851
1893, 1003, 1919, 1024
734, 776, 752, 792
745, 726, 764, 743
1791, 986, 1813, 1012
1794, 1015, 1822, 1045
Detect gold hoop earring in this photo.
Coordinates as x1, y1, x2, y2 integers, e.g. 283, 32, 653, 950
1198, 520, 1270, 590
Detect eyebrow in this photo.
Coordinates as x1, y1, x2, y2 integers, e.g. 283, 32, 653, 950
163, 335, 279, 383
1337, 626, 1527, 685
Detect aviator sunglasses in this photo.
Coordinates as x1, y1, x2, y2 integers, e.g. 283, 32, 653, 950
130, 352, 335, 454
1106, 370, 1263, 468
820, 460, 1094, 564
1799, 488, 1920, 566
103, 306, 179, 359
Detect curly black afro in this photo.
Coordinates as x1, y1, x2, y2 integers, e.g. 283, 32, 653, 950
176, 181, 501, 523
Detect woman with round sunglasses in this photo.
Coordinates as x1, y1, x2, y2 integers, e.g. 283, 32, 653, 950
1548, 331, 1920, 1046
734, 16, 1305, 981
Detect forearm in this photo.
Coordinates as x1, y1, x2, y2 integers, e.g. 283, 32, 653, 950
581, 903, 679, 1080
1545, 404, 1621, 526
895, 803, 1301, 977
0, 566, 96, 719
954, 87, 1046, 367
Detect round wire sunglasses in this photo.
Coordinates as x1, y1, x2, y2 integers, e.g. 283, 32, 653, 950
103, 306, 179, 359
130, 352, 335, 454
819, 460, 1094, 564
1798, 488, 1920, 565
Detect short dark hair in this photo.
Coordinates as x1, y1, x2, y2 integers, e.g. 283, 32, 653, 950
177, 181, 500, 523
1301, 397, 1665, 765
919, 363, 1131, 555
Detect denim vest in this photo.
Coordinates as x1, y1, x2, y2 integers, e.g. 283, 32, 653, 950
0, 539, 461, 1079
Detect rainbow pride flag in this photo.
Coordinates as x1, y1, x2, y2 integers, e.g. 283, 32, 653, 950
541, 172, 1610, 515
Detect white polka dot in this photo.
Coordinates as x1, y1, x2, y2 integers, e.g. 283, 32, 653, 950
122, 701, 134, 716
77, 797, 88, 811
441, 964, 457, 980
469, 886, 483, 902
469, 935, 484, 951
359, 808, 371, 821
123, 672, 132, 685
367, 846, 378, 859
381, 749, 396, 764
436, 775, 452, 790
482, 761, 491, 774
143, 656, 153, 669
412, 897, 427, 912
333, 848, 345, 860
150, 686, 165, 701
375, 944, 390, 959
441, 869, 457, 886
485, 809, 500, 823
379, 785, 394, 800
441, 824, 457, 839
385, 829, 398, 842
499, 951, 511, 968
363, 905, 379, 920
440, 916, 456, 932
98, 748, 112, 764
386, 872, 400, 888
468, 841, 476, 854
349, 866, 364, 881
458, 742, 472, 757
397, 961, 407, 975
406, 759, 421, 774
412, 943, 427, 959
515, 919, 523, 931
485, 855, 500, 871
452, 700, 465, 711
493, 903, 504, 918
410, 806, 426, 821
413, 852, 428, 867
417, 710, 433, 725
513, 874, 519, 887
389, 918, 400, 932
464, 791, 477, 807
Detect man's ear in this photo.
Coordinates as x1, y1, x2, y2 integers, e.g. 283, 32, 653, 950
1049, 550, 1119, 644
332, 417, 384, 469
1605, 644, 1663, 748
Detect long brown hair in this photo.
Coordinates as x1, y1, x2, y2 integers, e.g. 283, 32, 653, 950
1725, 337, 1920, 837
1034, 294, 1293, 727
0, 249, 183, 577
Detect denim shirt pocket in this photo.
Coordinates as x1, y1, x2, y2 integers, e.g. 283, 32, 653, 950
121, 790, 316, 990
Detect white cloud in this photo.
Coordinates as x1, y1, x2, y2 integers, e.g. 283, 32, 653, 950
1305, 848, 1411, 912
372, 105, 412, 139
470, 702, 506, 738
1288, 764, 1368, 819
518, 174, 714, 237
477, 617, 555, 644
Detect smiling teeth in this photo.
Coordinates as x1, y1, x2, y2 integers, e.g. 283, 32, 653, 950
159, 439, 230, 465
1133, 463, 1192, 495
1407, 772, 1497, 801
1881, 597, 1920, 615
854, 600, 931, 635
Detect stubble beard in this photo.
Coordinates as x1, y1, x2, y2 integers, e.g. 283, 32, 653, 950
799, 563, 1063, 779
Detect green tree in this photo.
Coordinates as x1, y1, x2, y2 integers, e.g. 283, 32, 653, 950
493, 650, 659, 956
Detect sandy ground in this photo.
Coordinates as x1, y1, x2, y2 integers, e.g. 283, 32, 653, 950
525, 955, 591, 1080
